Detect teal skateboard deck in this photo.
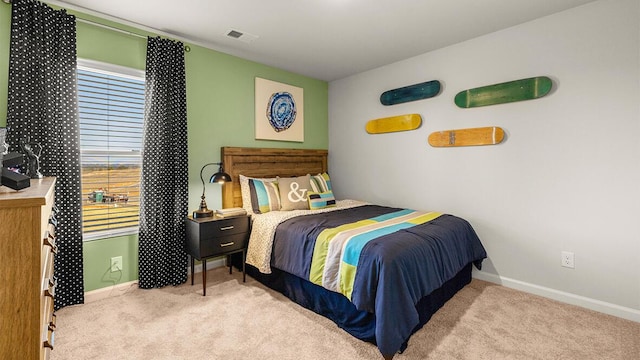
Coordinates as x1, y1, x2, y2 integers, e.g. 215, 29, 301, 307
380, 80, 441, 106
454, 76, 552, 108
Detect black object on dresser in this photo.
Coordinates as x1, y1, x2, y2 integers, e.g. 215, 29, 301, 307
2, 167, 31, 190
185, 215, 250, 295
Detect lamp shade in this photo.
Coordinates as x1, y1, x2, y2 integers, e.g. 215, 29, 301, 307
210, 166, 231, 184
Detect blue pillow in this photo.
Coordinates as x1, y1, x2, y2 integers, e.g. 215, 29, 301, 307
307, 190, 336, 210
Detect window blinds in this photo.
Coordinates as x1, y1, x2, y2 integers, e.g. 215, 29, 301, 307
77, 67, 145, 234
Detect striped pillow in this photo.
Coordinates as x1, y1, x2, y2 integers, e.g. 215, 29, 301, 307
248, 178, 280, 214
310, 172, 332, 193
307, 190, 336, 210
239, 175, 276, 214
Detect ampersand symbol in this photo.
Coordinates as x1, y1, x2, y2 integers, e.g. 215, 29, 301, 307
288, 182, 307, 203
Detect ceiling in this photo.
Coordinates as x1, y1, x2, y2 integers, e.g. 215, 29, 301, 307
52, 0, 598, 82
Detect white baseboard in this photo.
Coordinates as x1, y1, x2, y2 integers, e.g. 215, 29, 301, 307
84, 280, 138, 303
84, 258, 226, 303
473, 271, 640, 323
188, 258, 226, 277
85, 263, 639, 323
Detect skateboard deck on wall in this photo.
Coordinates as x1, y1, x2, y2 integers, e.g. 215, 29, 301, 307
428, 126, 505, 147
454, 76, 552, 108
380, 80, 441, 105
366, 114, 421, 134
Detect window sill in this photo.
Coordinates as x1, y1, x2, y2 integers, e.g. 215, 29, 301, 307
83, 227, 139, 242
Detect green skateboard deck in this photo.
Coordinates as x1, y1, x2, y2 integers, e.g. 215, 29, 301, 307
454, 76, 552, 108
428, 126, 504, 147
366, 114, 421, 134
380, 80, 441, 106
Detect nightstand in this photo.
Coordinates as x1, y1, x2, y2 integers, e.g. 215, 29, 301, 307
185, 214, 250, 295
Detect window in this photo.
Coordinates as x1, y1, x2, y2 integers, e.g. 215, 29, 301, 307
77, 59, 145, 239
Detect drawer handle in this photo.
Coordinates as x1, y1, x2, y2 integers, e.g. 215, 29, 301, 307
43, 232, 58, 254
43, 329, 55, 350
48, 312, 57, 331
44, 278, 56, 298
220, 225, 234, 231
220, 241, 235, 247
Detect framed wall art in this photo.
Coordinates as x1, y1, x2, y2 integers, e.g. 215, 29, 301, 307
255, 77, 304, 142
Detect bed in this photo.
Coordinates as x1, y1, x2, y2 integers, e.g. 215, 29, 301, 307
220, 146, 487, 359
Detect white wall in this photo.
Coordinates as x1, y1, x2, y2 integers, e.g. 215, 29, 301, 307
328, 0, 639, 320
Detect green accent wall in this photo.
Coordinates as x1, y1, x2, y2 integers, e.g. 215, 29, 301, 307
0, 3, 328, 292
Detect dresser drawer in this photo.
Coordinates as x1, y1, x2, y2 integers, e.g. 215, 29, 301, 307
41, 231, 56, 282
42, 295, 55, 345
41, 278, 56, 360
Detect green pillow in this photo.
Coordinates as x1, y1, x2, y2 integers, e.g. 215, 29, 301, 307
310, 172, 332, 193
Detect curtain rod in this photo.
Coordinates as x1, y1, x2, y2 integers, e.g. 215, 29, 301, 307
3, 0, 191, 52
76, 17, 146, 40
1, 0, 144, 39
77, 18, 191, 52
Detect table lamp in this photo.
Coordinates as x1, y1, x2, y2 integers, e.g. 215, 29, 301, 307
193, 162, 231, 218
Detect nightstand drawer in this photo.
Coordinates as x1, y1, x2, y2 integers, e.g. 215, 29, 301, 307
199, 232, 248, 258
199, 216, 249, 238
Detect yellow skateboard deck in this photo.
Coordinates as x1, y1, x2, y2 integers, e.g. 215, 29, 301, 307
428, 126, 505, 147
365, 114, 421, 134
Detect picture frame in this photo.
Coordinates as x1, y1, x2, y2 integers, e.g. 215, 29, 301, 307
255, 77, 304, 142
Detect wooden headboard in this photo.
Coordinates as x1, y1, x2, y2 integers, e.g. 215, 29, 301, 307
221, 147, 328, 209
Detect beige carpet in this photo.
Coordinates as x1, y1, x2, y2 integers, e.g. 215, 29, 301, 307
51, 267, 639, 360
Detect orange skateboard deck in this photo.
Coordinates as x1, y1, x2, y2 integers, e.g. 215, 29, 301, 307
428, 126, 504, 147
366, 114, 421, 134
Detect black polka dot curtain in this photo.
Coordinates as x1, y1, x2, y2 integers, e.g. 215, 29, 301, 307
138, 37, 189, 289
5, 0, 84, 309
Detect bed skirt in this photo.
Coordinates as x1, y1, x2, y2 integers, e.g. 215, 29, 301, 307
237, 256, 473, 353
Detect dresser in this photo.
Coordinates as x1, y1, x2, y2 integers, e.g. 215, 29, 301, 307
0, 177, 57, 360
185, 215, 250, 295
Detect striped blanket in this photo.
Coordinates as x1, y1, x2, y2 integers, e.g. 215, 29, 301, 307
309, 209, 443, 299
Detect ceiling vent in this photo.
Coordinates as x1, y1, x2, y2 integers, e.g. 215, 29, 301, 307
226, 29, 259, 44
227, 30, 243, 39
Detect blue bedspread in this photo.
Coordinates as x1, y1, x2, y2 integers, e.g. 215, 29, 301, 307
271, 205, 487, 356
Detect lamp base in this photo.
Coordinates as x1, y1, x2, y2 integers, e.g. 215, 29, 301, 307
193, 209, 214, 219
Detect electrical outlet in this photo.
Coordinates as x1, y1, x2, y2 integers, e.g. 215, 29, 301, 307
110, 256, 123, 272
561, 251, 574, 269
